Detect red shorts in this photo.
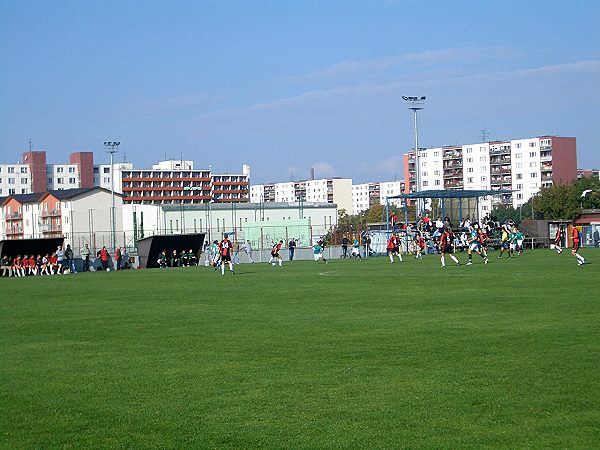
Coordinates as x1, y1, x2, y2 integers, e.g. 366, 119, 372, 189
573, 241, 580, 252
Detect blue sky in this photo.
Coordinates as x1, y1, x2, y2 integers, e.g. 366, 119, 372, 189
1, 0, 599, 183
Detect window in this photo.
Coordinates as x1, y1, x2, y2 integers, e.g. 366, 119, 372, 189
20, 167, 28, 173
434, 170, 440, 176
516, 174, 523, 180
517, 193, 523, 200
516, 163, 523, 169
69, 167, 76, 173
69, 178, 76, 183
467, 177, 473, 183
516, 183, 523, 189
433, 151, 439, 157
8, 177, 15, 184
8, 167, 15, 173
480, 156, 487, 162
421, 161, 427, 167
56, 167, 63, 173
515, 143, 522, 149
103, 177, 110, 183
529, 142, 537, 147
529, 152, 537, 158
103, 167, 110, 174
434, 180, 440, 186
530, 162, 537, 168
466, 148, 473, 154
541, 139, 551, 146
531, 172, 538, 178
467, 158, 473, 163
48, 177, 52, 184
515, 153, 522, 159
480, 147, 486, 152
422, 171, 428, 177
21, 178, 27, 184
481, 176, 487, 182
467, 167, 474, 173
480, 166, 487, 172
8, 188, 15, 194
57, 178, 64, 184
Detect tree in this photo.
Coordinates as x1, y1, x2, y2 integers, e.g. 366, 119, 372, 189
530, 183, 579, 220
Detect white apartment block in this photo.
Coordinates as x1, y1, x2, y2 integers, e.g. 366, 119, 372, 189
250, 178, 353, 213
0, 164, 32, 196
405, 135, 577, 217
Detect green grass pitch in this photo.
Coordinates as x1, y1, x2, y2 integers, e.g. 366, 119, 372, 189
1, 249, 599, 448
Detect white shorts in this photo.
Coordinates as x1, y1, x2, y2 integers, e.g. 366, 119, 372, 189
516, 239, 523, 248
351, 248, 359, 256
469, 242, 480, 252
313, 253, 323, 261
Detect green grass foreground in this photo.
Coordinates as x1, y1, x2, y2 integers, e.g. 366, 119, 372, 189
1, 250, 599, 449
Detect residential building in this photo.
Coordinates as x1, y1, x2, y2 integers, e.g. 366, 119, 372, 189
0, 187, 124, 251
121, 161, 249, 205
250, 177, 353, 213
578, 168, 600, 179
403, 136, 577, 215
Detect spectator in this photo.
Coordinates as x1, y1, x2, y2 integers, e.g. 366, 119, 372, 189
64, 244, 76, 273
80, 243, 91, 272
56, 246, 65, 274
288, 238, 296, 261
99, 246, 110, 271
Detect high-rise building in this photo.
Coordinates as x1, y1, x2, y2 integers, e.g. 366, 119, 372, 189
403, 136, 577, 215
250, 178, 353, 213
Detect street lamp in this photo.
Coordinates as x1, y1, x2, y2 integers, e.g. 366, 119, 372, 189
104, 141, 120, 252
402, 96, 426, 217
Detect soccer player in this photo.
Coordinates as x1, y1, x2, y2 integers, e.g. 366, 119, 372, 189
387, 232, 403, 263
351, 238, 362, 259
571, 225, 586, 266
415, 231, 425, 259
313, 241, 328, 263
466, 224, 488, 265
218, 233, 235, 275
440, 227, 460, 267
157, 250, 168, 269
496, 225, 511, 259
554, 227, 563, 254
515, 228, 525, 256
211, 240, 221, 270
268, 240, 283, 267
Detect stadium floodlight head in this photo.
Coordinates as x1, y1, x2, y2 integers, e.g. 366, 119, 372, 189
403, 95, 425, 111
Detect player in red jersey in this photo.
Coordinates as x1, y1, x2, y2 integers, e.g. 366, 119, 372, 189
553, 227, 563, 254
387, 232, 403, 263
268, 240, 284, 267
571, 225, 586, 266
12, 255, 24, 277
415, 231, 425, 259
440, 227, 460, 267
218, 233, 235, 275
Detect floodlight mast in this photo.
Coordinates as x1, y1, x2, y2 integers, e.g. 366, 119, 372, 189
402, 96, 426, 218
104, 141, 120, 253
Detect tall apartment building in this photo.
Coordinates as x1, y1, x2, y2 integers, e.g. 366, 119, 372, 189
352, 180, 406, 215
578, 168, 600, 179
250, 178, 353, 213
121, 161, 250, 205
403, 136, 577, 215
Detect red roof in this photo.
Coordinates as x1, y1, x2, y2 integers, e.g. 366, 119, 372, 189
575, 214, 600, 224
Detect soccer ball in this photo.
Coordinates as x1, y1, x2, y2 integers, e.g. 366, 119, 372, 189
271, 262, 276, 266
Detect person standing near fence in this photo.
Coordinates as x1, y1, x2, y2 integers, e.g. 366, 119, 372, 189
232, 240, 240, 265
100, 246, 110, 271
80, 244, 91, 272
243, 240, 254, 263
64, 244, 75, 273
288, 238, 296, 261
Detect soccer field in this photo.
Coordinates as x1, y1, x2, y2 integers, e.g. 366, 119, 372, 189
1, 249, 599, 448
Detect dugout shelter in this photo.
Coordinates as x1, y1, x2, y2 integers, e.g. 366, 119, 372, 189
137, 233, 205, 268
0, 237, 64, 259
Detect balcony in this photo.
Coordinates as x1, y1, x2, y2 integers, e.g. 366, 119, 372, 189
39, 224, 62, 233
41, 209, 61, 218
6, 226, 24, 235
4, 212, 23, 220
